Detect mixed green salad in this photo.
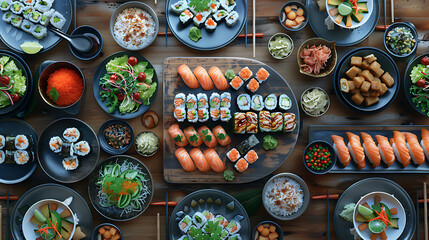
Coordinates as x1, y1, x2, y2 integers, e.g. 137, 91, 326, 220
0, 56, 27, 108
409, 56, 429, 116
99, 55, 157, 114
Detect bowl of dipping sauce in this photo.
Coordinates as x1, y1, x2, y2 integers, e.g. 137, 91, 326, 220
69, 25, 103, 60
98, 119, 134, 155
384, 22, 418, 62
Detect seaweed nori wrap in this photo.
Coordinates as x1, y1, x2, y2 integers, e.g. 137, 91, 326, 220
60, 142, 74, 156
5, 136, 15, 150
236, 135, 260, 155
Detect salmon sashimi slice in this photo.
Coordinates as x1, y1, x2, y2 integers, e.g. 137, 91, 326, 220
375, 135, 395, 167
331, 135, 351, 167
197, 126, 218, 148
175, 148, 196, 172
189, 148, 211, 172
177, 64, 200, 89
208, 66, 229, 90
392, 131, 411, 167
212, 125, 231, 146
193, 66, 214, 90
203, 148, 226, 172
361, 132, 381, 168
421, 129, 429, 159
404, 132, 425, 166
346, 132, 366, 169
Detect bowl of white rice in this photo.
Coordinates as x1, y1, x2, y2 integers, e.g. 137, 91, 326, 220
110, 1, 159, 51
262, 173, 310, 221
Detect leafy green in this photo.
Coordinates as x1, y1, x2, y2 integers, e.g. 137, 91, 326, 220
140, 82, 157, 105
188, 0, 211, 12
0, 56, 27, 108
119, 95, 138, 113
339, 203, 356, 222
133, 61, 148, 75
233, 188, 263, 216
0, 92, 9, 108
11, 70, 26, 95
410, 64, 429, 83
189, 27, 202, 42
106, 55, 129, 72
48, 87, 59, 102
3, 59, 18, 74
0, 56, 10, 66
188, 221, 223, 240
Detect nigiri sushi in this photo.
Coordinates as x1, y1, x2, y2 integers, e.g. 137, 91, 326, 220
331, 135, 351, 167
360, 132, 380, 168
234, 158, 248, 172
175, 148, 196, 172
346, 132, 365, 169
420, 129, 429, 159
208, 66, 229, 90
212, 125, 231, 146
189, 148, 211, 172
184, 126, 203, 147
203, 148, 226, 172
404, 132, 425, 166
194, 66, 214, 90
168, 124, 189, 147
391, 131, 410, 168
197, 126, 218, 148
375, 135, 395, 167
178, 64, 200, 89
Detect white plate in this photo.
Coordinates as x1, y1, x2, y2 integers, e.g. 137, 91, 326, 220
326, 0, 373, 29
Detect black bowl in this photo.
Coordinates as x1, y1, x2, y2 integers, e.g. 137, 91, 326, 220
69, 25, 103, 60
403, 53, 429, 117
279, 1, 308, 31
383, 22, 418, 62
303, 140, 336, 174
91, 223, 123, 240
98, 119, 134, 155
333, 47, 400, 113
252, 221, 284, 240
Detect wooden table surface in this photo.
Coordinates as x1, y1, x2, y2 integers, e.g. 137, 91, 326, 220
1, 0, 429, 239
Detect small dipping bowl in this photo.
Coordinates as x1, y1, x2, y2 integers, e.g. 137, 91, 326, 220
300, 87, 330, 117
303, 140, 337, 174
69, 25, 103, 60
279, 1, 308, 31
297, 38, 337, 77
135, 131, 160, 157
91, 223, 123, 240
98, 119, 134, 155
268, 33, 294, 60
383, 22, 418, 62
252, 221, 283, 240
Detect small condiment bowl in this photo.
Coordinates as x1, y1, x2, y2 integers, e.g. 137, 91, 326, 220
91, 223, 123, 240
279, 1, 308, 31
383, 22, 418, 62
300, 87, 330, 117
252, 221, 283, 240
69, 25, 103, 60
303, 140, 337, 174
98, 119, 134, 155
297, 37, 337, 77
268, 33, 294, 60
135, 131, 160, 157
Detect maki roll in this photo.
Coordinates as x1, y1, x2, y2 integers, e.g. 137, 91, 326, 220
246, 78, 260, 93
179, 9, 193, 25
245, 112, 258, 134
193, 13, 206, 28
5, 150, 14, 163
259, 111, 271, 132
174, 108, 186, 122
192, 212, 207, 228
62, 155, 79, 170
20, 19, 33, 33
209, 92, 221, 109
237, 94, 250, 111
15, 134, 29, 150
213, 215, 229, 228
210, 108, 220, 121
22, 6, 33, 19
197, 108, 209, 122
251, 95, 264, 111
229, 76, 243, 90
174, 93, 186, 109
187, 109, 198, 123
219, 229, 229, 240
63, 127, 80, 142
220, 107, 231, 122
49, 136, 63, 153
209, 0, 220, 13
228, 234, 242, 240
10, 14, 23, 27
22, 0, 36, 6
0, 150, 4, 164
234, 158, 248, 172
35, 0, 52, 11
50, 11, 66, 29
226, 220, 241, 235
202, 210, 214, 221
225, 11, 239, 27
170, 0, 188, 14
239, 67, 252, 81
283, 113, 296, 133
226, 148, 240, 162
271, 112, 283, 132
256, 67, 270, 83
0, 135, 5, 149
244, 149, 258, 164
213, 9, 228, 21
14, 150, 30, 165
205, 17, 217, 31
0, 0, 11, 11
197, 93, 208, 109
39, 8, 54, 26
2, 11, 13, 23
279, 94, 292, 111
28, 10, 41, 23
73, 140, 90, 156
220, 92, 231, 108
236, 135, 260, 155
186, 93, 197, 110
233, 112, 246, 134
220, 0, 236, 12
4, 136, 15, 150
10, 1, 24, 14
265, 94, 277, 110
179, 215, 193, 233
60, 142, 74, 156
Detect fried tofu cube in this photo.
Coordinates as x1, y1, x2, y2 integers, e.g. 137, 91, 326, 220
365, 96, 379, 106
369, 61, 384, 78
371, 81, 382, 91
364, 54, 377, 64
353, 76, 365, 88
361, 91, 370, 97
346, 66, 362, 79
372, 77, 381, 83
348, 80, 356, 91
379, 83, 388, 95
369, 90, 380, 97
351, 92, 364, 105
381, 72, 394, 87
351, 88, 361, 94
360, 81, 371, 93
360, 70, 374, 82
350, 56, 363, 67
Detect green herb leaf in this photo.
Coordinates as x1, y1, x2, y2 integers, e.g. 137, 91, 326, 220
48, 87, 59, 102
204, 135, 212, 142
189, 134, 199, 143
189, 27, 202, 42
216, 133, 226, 140
188, 0, 212, 12
174, 135, 184, 143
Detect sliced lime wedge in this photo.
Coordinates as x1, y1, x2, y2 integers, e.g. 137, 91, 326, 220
338, 2, 352, 16
368, 219, 386, 234
20, 42, 43, 54
358, 204, 374, 216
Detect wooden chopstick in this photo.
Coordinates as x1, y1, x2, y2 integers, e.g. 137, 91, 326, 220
391, 0, 394, 23
418, 189, 421, 240
312, 194, 340, 200
326, 190, 330, 240
166, 192, 169, 240
157, 32, 264, 38
157, 213, 160, 240
0, 205, 2, 240
0, 196, 18, 201
252, 0, 256, 57
150, 201, 178, 206
6, 189, 9, 240
424, 182, 428, 240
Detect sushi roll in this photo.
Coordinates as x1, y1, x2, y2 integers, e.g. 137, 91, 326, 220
202, 210, 214, 221
10, 1, 23, 14
220, 92, 231, 108
259, 111, 271, 132
283, 113, 296, 133
220, 0, 236, 12
239, 67, 252, 81
50, 11, 66, 29
219, 229, 229, 240
251, 95, 264, 111
174, 93, 186, 109
22, 6, 33, 19
213, 215, 229, 228
265, 94, 277, 110
209, 0, 220, 13
237, 94, 250, 111
60, 142, 74, 156
179, 215, 193, 233
49, 136, 63, 153
20, 19, 33, 33
187, 109, 198, 123
186, 93, 197, 110
244, 149, 258, 164
233, 112, 246, 134
62, 156, 79, 170
0, 0, 11, 11
32, 24, 47, 39
234, 158, 248, 172
210, 92, 221, 109
4, 136, 15, 150
63, 127, 80, 142
14, 135, 29, 150
10, 14, 23, 27
271, 112, 283, 132
73, 140, 90, 156
22, 0, 36, 6
192, 212, 207, 228
220, 107, 231, 122
229, 76, 243, 90
1, 11, 13, 23
205, 17, 217, 31
255, 67, 270, 83
39, 8, 54, 26
197, 108, 209, 122
213, 9, 228, 21
174, 108, 186, 122
193, 13, 206, 28
34, 0, 51, 12
226, 148, 240, 162
225, 11, 239, 27
14, 150, 30, 165
0, 150, 4, 164
179, 9, 193, 25
279, 94, 292, 111
210, 108, 220, 121
245, 112, 258, 133
170, 0, 188, 14
5, 150, 14, 163
197, 93, 208, 109
246, 78, 260, 93
0, 135, 5, 149
28, 10, 41, 23
236, 135, 260, 155
226, 220, 241, 235
228, 234, 242, 240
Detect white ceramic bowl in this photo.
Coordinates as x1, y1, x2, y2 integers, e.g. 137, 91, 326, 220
326, 0, 373, 29
353, 192, 406, 240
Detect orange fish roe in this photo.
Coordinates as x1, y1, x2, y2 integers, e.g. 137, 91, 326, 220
46, 68, 83, 106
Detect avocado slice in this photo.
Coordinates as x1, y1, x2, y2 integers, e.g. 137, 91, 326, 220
30, 215, 44, 227
355, 213, 368, 223
1, 2, 9, 8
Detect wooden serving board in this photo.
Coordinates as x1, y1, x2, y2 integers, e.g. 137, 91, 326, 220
163, 57, 300, 183
309, 125, 429, 173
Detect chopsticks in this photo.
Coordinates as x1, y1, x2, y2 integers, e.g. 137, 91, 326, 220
326, 189, 330, 240
6, 189, 9, 240
312, 194, 340, 200
166, 192, 169, 240
157, 32, 264, 38
150, 201, 178, 207
418, 189, 420, 240
157, 213, 160, 240
252, 0, 256, 57
390, 0, 394, 23
0, 196, 18, 201
0, 205, 2, 240
424, 182, 428, 240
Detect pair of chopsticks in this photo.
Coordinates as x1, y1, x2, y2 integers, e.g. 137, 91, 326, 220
157, 32, 264, 38
424, 182, 428, 240
155, 192, 172, 240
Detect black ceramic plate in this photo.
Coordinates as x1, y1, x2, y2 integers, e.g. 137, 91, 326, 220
334, 178, 415, 240
0, 0, 72, 54
334, 47, 400, 113
37, 118, 100, 183
0, 118, 37, 184
306, 0, 379, 46
10, 183, 93, 240
98, 119, 134, 155
166, 0, 247, 50
88, 155, 154, 221
169, 189, 251, 240
404, 54, 429, 117
92, 51, 159, 119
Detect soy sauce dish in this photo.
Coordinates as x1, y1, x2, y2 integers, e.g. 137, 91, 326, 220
69, 25, 103, 60
98, 119, 134, 155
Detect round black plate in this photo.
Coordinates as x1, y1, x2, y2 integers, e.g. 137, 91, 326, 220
98, 119, 134, 155
10, 183, 93, 240
166, 0, 247, 50
306, 0, 379, 46
92, 51, 159, 119
0, 0, 72, 54
334, 177, 415, 240
334, 47, 400, 113
0, 118, 37, 184
169, 189, 251, 240
404, 53, 429, 117
88, 155, 154, 221
37, 118, 100, 183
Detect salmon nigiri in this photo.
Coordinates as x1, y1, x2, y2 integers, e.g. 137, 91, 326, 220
184, 126, 203, 147
208, 66, 228, 90
178, 64, 200, 89
197, 126, 218, 148
346, 132, 366, 169
189, 148, 211, 172
168, 123, 188, 147
203, 148, 226, 172
421, 129, 429, 159
375, 135, 395, 167
404, 132, 425, 166
391, 131, 411, 167
212, 125, 231, 146
331, 135, 351, 167
361, 132, 381, 168
175, 148, 196, 172
193, 66, 214, 90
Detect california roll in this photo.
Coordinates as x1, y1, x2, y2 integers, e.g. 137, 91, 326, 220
22, 6, 33, 19
251, 94, 264, 111
10, 15, 23, 27
14, 150, 30, 165
62, 155, 79, 170
192, 212, 207, 228
39, 8, 54, 26
210, 92, 221, 109
265, 94, 277, 110
20, 19, 33, 33
186, 93, 197, 110
220, 107, 231, 122
187, 109, 198, 123
213, 9, 228, 21
34, 0, 52, 12
28, 10, 41, 23
14, 134, 29, 150
179, 215, 193, 233
225, 220, 241, 235
10, 1, 24, 14
225, 10, 238, 27
210, 108, 220, 121
205, 17, 217, 31
197, 93, 208, 109
179, 9, 193, 25
279, 94, 292, 111
73, 140, 90, 156
237, 94, 250, 111
220, 92, 231, 108
2, 11, 13, 23
209, 0, 220, 13
50, 11, 66, 29
0, 0, 11, 11
220, 0, 236, 12
174, 93, 186, 109
174, 108, 186, 122
63, 127, 80, 142
202, 210, 214, 221
197, 108, 209, 122
49, 136, 63, 153
170, 0, 188, 14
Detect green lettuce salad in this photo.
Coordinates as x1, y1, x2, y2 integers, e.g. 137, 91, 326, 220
409, 62, 429, 116
0, 56, 27, 108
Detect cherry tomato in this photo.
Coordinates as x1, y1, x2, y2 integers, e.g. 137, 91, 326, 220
11, 93, 19, 102
417, 78, 426, 88
421, 56, 429, 66
132, 92, 141, 101
128, 57, 138, 66
116, 93, 125, 101
110, 74, 118, 82
137, 72, 146, 82
1, 75, 10, 85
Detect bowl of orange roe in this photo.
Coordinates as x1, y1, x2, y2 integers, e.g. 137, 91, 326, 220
38, 61, 85, 109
